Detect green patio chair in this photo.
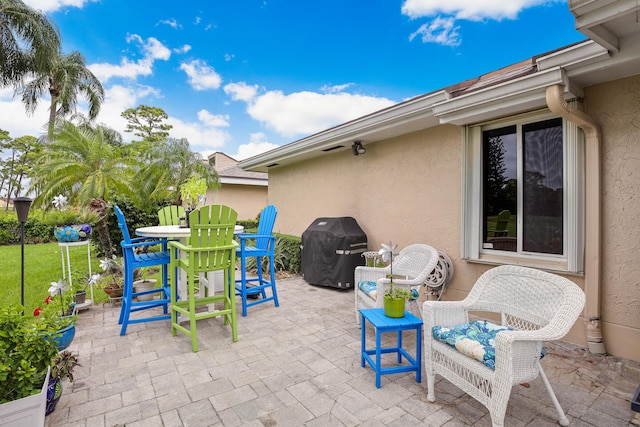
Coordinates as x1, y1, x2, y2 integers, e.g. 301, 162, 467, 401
488, 210, 510, 237
169, 204, 239, 352
158, 205, 186, 226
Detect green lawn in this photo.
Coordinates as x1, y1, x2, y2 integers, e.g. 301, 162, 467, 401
0, 242, 104, 311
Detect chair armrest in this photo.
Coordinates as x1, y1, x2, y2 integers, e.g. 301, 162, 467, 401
422, 300, 472, 329
354, 265, 391, 284
122, 238, 168, 249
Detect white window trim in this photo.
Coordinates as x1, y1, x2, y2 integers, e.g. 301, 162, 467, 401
461, 108, 585, 274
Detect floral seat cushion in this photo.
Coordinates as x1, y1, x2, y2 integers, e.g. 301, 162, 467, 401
358, 281, 378, 300
432, 320, 545, 369
358, 281, 419, 301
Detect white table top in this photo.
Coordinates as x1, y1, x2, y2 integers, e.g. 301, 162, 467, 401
135, 224, 244, 238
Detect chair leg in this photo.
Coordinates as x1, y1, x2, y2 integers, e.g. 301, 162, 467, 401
538, 362, 570, 426
268, 254, 279, 307
119, 267, 135, 336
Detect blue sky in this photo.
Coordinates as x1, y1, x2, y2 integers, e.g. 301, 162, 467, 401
0, 0, 585, 160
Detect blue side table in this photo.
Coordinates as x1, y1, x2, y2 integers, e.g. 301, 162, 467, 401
360, 308, 423, 388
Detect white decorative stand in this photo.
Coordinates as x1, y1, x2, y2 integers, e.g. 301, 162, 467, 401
58, 240, 94, 310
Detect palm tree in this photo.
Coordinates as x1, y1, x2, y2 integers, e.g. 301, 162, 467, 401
21, 50, 104, 139
135, 138, 219, 210
0, 0, 60, 87
29, 120, 130, 256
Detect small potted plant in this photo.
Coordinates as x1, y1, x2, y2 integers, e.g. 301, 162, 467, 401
32, 280, 79, 351
46, 350, 80, 415
98, 256, 125, 301
133, 267, 158, 302
379, 242, 411, 318
179, 176, 208, 227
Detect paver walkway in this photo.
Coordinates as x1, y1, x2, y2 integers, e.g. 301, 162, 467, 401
45, 276, 640, 426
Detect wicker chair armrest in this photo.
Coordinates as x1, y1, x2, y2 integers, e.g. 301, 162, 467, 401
422, 300, 472, 329
354, 265, 391, 284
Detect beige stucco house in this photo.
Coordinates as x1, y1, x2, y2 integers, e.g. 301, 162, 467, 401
239, 1, 640, 363
206, 152, 268, 220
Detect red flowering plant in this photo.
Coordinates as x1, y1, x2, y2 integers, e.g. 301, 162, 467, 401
32, 280, 77, 332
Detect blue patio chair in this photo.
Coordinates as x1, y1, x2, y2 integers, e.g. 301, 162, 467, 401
234, 205, 279, 316
114, 205, 172, 336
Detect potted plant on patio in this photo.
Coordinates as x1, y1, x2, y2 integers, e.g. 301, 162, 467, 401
379, 242, 411, 318
133, 267, 158, 302
0, 305, 58, 426
179, 176, 207, 227
33, 280, 78, 351
46, 350, 80, 415
51, 194, 94, 243
99, 256, 124, 301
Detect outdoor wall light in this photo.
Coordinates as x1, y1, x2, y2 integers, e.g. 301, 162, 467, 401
351, 141, 366, 156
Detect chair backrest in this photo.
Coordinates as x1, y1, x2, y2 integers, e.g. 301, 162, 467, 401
114, 205, 132, 244
255, 205, 278, 250
492, 210, 511, 236
465, 265, 585, 333
158, 205, 186, 226
188, 205, 238, 272
391, 243, 439, 283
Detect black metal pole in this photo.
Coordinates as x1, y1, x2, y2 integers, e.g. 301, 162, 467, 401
20, 222, 25, 313
14, 197, 32, 315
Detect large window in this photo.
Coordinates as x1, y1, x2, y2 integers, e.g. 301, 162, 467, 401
463, 110, 585, 273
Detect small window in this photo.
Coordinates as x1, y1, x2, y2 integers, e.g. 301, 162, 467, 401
463, 110, 584, 273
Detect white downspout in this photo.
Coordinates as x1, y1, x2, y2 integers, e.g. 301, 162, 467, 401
546, 84, 606, 354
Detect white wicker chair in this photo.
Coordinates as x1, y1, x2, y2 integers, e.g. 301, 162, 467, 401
423, 265, 585, 427
354, 243, 439, 327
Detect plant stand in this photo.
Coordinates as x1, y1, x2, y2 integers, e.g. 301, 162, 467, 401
58, 240, 94, 310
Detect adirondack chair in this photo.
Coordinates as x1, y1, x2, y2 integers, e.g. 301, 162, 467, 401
169, 205, 239, 352
488, 210, 511, 237
114, 205, 171, 336
158, 205, 186, 226
234, 205, 279, 316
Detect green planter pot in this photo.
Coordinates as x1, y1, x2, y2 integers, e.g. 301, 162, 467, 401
383, 296, 406, 318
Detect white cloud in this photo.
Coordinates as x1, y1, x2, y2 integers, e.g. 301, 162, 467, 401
89, 35, 171, 82
157, 18, 182, 29
401, 0, 556, 21
224, 82, 259, 102
179, 60, 222, 91
24, 0, 95, 13
402, 0, 559, 45
167, 113, 231, 156
409, 17, 461, 46
197, 110, 229, 127
231, 87, 394, 137
321, 83, 354, 94
233, 132, 279, 160
0, 88, 49, 139
174, 44, 192, 54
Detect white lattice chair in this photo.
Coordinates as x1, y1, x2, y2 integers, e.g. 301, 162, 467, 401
423, 265, 585, 427
354, 243, 439, 327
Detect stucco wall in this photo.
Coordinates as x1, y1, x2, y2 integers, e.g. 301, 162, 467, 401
207, 184, 267, 221
268, 124, 482, 298
585, 74, 640, 360
266, 75, 640, 361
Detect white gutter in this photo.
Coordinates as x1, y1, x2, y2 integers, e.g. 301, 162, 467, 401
546, 84, 605, 355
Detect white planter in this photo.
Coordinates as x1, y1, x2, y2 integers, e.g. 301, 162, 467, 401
134, 279, 157, 301
0, 367, 49, 427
